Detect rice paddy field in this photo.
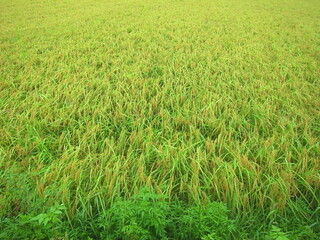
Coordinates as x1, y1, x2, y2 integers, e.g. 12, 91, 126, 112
1, 0, 320, 239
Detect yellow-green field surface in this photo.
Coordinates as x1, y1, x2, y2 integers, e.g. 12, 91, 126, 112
1, 0, 319, 239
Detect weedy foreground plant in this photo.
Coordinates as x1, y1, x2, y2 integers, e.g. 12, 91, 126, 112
0, 0, 319, 239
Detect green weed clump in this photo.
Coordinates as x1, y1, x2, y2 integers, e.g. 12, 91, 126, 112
0, 190, 235, 239
1, 0, 319, 239
1, 189, 318, 239
96, 189, 235, 240
98, 189, 171, 239
0, 204, 67, 240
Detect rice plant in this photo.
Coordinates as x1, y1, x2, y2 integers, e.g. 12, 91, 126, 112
1, 0, 319, 239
